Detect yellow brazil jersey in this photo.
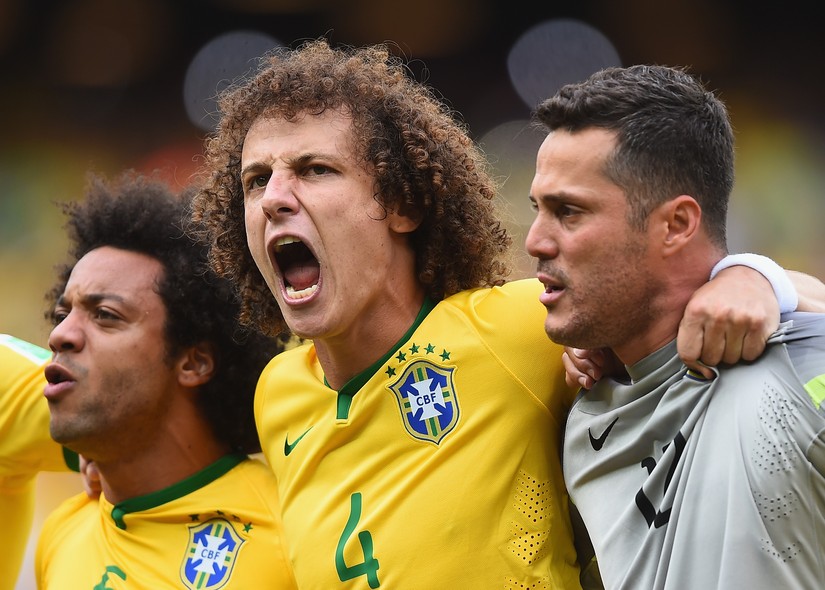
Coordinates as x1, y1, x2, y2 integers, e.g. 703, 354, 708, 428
35, 455, 298, 590
255, 279, 582, 589
0, 334, 73, 590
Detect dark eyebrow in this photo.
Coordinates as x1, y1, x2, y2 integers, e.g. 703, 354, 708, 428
290, 152, 335, 165
240, 161, 269, 178
291, 154, 315, 167
57, 292, 128, 307
86, 293, 129, 307
241, 152, 341, 178
533, 190, 580, 204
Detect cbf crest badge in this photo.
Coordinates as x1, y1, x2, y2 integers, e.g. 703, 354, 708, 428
180, 518, 244, 590
389, 359, 459, 444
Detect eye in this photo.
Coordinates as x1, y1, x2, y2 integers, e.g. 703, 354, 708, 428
251, 173, 269, 188
304, 164, 331, 177
51, 308, 69, 326
242, 172, 270, 197
93, 307, 120, 322
556, 204, 581, 219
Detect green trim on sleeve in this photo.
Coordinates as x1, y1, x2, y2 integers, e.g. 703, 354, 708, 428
0, 334, 50, 363
62, 448, 80, 472
804, 375, 825, 410
110, 454, 246, 530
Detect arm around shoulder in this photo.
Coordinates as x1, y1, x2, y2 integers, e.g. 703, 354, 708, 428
788, 270, 825, 312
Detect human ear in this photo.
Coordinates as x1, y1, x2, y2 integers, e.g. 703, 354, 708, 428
177, 342, 216, 388
388, 210, 421, 234
659, 195, 701, 255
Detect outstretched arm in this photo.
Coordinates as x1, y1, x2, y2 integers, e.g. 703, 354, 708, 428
678, 265, 825, 378
565, 262, 825, 387
789, 270, 825, 313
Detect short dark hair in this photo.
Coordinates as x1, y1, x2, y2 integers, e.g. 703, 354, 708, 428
534, 64, 733, 249
46, 170, 282, 454
192, 38, 512, 336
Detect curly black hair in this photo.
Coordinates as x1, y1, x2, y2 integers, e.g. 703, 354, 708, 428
45, 170, 283, 454
192, 38, 513, 336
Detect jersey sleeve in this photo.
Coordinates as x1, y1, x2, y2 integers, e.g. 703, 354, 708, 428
1, 335, 76, 590
0, 334, 72, 475
774, 313, 825, 415
467, 279, 577, 421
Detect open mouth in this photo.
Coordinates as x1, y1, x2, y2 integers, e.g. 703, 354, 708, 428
45, 364, 72, 385
274, 236, 320, 300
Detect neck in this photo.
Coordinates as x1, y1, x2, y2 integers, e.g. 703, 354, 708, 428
611, 297, 690, 367
613, 252, 718, 367
316, 285, 426, 390
93, 408, 230, 505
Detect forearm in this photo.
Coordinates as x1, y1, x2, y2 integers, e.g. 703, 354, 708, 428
788, 270, 825, 312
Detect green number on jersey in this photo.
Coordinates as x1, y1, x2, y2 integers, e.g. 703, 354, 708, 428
93, 565, 126, 589
335, 492, 380, 588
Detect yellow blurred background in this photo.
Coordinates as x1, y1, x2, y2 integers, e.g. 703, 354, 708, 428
2, 1, 823, 588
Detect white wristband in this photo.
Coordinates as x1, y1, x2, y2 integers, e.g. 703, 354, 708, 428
710, 253, 798, 313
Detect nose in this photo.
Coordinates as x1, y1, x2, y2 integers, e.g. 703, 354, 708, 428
259, 172, 300, 221
525, 215, 559, 260
48, 311, 84, 354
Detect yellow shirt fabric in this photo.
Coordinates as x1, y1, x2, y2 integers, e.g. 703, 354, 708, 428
0, 335, 71, 590
35, 455, 297, 589
255, 279, 582, 588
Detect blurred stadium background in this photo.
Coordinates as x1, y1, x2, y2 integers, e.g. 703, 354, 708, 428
2, 1, 822, 588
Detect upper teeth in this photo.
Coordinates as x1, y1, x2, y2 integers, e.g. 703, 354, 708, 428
275, 236, 301, 252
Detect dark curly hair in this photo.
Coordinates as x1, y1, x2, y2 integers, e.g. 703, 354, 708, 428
45, 170, 284, 454
191, 38, 512, 336
534, 64, 733, 250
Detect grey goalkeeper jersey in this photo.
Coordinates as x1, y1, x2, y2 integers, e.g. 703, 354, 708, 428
564, 312, 825, 590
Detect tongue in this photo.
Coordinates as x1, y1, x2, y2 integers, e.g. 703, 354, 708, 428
284, 261, 320, 291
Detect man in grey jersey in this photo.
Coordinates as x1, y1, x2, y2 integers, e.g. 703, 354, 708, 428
526, 64, 825, 589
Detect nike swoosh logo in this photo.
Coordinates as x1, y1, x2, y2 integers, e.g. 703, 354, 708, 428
588, 416, 618, 451
284, 427, 313, 456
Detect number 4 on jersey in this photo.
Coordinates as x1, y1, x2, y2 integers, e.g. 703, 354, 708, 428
335, 492, 381, 588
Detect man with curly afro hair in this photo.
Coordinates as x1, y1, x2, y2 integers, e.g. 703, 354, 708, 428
191, 38, 801, 588
34, 171, 297, 589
